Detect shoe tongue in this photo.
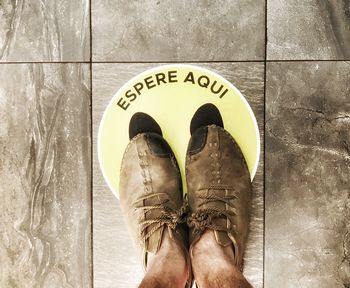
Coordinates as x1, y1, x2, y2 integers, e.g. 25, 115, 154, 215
207, 189, 232, 246
144, 196, 165, 254
214, 229, 231, 246
142, 225, 164, 270
146, 225, 164, 254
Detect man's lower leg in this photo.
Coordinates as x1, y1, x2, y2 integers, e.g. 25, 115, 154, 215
139, 229, 189, 288
191, 229, 253, 288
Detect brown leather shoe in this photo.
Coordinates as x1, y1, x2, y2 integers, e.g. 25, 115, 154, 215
119, 112, 192, 287
186, 104, 252, 270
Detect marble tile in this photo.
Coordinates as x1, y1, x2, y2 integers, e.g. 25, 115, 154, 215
92, 1, 265, 61
92, 63, 264, 287
267, 0, 350, 60
0, 0, 90, 62
265, 62, 350, 287
0, 64, 91, 287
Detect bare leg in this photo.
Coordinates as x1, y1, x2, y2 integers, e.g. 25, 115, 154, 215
139, 229, 189, 288
191, 229, 253, 288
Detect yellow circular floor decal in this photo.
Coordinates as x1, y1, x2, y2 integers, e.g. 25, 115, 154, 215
98, 64, 260, 199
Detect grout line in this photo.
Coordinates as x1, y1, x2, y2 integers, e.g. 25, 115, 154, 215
266, 59, 350, 62
263, 0, 267, 286
0, 61, 90, 64
91, 59, 350, 64
0, 59, 348, 65
89, 0, 94, 285
90, 60, 264, 64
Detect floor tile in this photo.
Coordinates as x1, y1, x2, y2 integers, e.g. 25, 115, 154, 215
0, 64, 91, 287
265, 62, 350, 287
267, 0, 350, 60
92, 62, 264, 287
0, 0, 90, 62
92, 1, 265, 61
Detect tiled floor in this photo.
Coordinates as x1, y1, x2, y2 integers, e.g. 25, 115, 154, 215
267, 0, 350, 60
93, 63, 264, 287
0, 1, 349, 288
266, 62, 350, 287
0, 1, 89, 61
92, 0, 265, 61
0, 64, 91, 286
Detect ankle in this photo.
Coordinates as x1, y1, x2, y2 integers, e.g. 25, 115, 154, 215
197, 268, 253, 288
191, 230, 252, 288
142, 254, 188, 288
191, 230, 235, 270
142, 229, 188, 288
139, 274, 184, 288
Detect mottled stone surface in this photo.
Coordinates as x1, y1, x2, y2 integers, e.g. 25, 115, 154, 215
265, 62, 350, 287
0, 64, 91, 287
92, 0, 265, 61
0, 0, 90, 62
93, 63, 264, 287
267, 0, 350, 60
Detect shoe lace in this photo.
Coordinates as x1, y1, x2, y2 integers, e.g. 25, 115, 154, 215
134, 192, 189, 242
187, 184, 237, 236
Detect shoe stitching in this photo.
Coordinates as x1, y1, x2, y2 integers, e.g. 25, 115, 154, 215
121, 133, 181, 178
185, 125, 252, 188
120, 133, 144, 174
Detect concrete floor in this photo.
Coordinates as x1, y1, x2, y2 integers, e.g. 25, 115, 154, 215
0, 0, 349, 287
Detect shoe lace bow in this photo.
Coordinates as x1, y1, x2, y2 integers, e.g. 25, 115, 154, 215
187, 185, 237, 236
134, 192, 189, 242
